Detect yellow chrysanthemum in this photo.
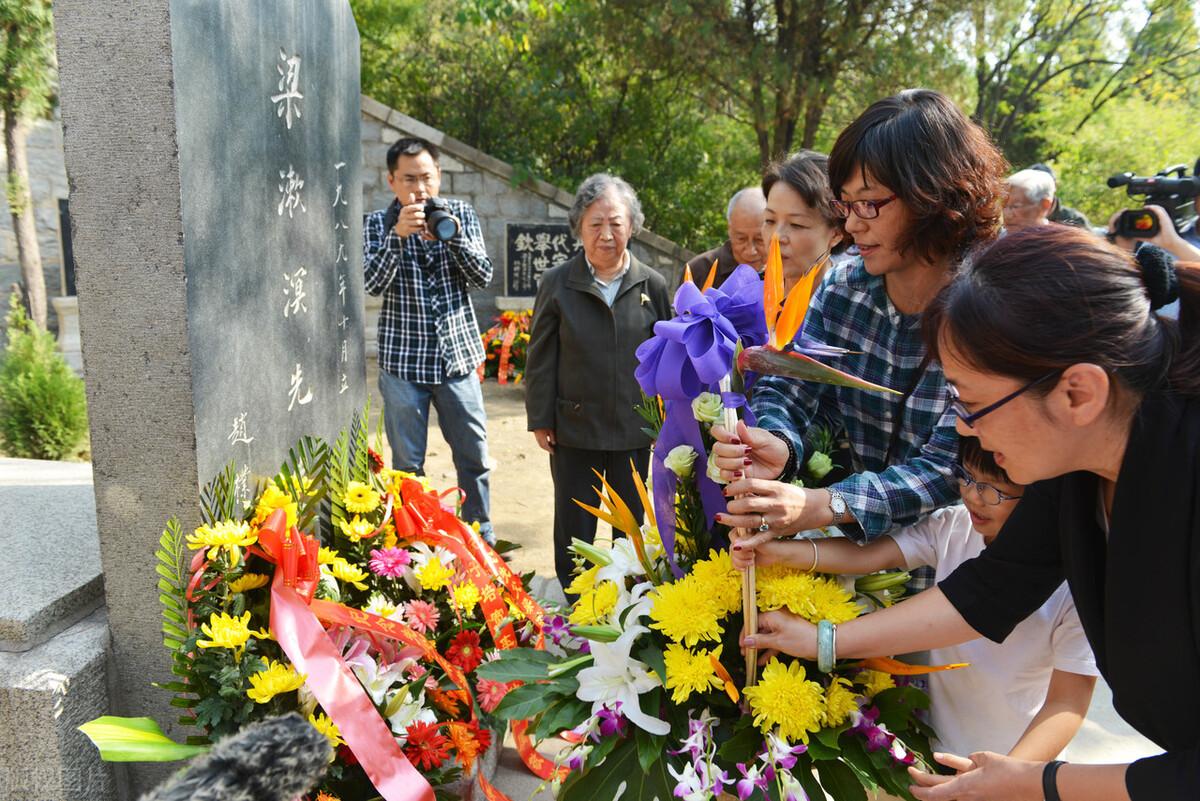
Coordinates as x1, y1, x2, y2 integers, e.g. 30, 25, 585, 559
648, 576, 723, 646
807, 578, 863, 624
253, 484, 298, 528
416, 557, 456, 591
856, 669, 895, 699
187, 520, 256, 563
569, 580, 620, 625
744, 659, 825, 744
663, 643, 724, 704
247, 659, 306, 703
756, 566, 860, 624
315, 793, 342, 801
318, 546, 341, 565
197, 611, 267, 658
824, 677, 859, 727
379, 468, 431, 497
566, 564, 600, 596
328, 558, 370, 591
381, 522, 398, 549
338, 515, 376, 542
690, 549, 742, 616
343, 481, 381, 514
452, 582, 481, 615
309, 712, 344, 758
228, 573, 270, 594
507, 599, 525, 620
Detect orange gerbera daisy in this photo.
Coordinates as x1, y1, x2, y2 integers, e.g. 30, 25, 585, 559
403, 721, 450, 770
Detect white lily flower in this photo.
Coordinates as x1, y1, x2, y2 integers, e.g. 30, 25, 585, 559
575, 623, 669, 735
596, 538, 651, 585
386, 688, 437, 739
350, 658, 408, 706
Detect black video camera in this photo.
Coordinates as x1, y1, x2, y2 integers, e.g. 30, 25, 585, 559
381, 197, 461, 242
1108, 159, 1200, 238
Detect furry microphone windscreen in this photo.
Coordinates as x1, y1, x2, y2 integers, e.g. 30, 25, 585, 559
139, 713, 333, 801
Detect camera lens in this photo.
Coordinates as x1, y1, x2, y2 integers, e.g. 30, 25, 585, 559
423, 199, 461, 242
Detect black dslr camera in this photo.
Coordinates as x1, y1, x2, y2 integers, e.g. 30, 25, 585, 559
382, 197, 461, 242
1108, 159, 1200, 239
423, 197, 460, 242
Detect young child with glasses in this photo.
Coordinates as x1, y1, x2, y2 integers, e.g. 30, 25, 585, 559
732, 437, 1098, 762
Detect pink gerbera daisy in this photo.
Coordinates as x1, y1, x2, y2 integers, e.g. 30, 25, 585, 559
368, 547, 411, 578
476, 677, 518, 713
405, 599, 440, 633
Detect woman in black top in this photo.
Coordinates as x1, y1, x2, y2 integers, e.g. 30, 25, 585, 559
736, 226, 1200, 801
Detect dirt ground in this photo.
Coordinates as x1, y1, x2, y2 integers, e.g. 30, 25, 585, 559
367, 367, 569, 580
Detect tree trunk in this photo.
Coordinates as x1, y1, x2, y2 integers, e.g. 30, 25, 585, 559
4, 110, 45, 329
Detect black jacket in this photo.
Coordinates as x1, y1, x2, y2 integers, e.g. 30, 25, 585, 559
941, 390, 1200, 800
524, 252, 672, 451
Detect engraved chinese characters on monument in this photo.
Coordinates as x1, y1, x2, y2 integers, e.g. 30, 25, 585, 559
172, 2, 367, 486
505, 222, 577, 295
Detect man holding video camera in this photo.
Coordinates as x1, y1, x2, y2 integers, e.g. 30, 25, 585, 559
363, 136, 496, 542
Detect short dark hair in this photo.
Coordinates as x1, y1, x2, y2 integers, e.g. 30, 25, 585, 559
387, 137, 440, 173
958, 436, 1011, 484
828, 89, 1007, 265
762, 150, 839, 229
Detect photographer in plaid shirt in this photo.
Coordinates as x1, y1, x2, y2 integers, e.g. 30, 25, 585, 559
713, 90, 1008, 592
364, 137, 495, 542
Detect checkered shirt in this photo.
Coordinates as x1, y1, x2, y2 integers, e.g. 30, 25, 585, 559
363, 197, 493, 384
752, 259, 960, 590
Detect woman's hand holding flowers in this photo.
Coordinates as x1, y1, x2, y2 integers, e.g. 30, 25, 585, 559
740, 609, 818, 660
710, 420, 788, 481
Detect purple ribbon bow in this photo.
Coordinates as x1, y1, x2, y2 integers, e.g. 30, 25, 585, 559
633, 265, 766, 572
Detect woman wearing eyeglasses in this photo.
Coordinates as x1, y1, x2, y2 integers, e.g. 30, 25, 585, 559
739, 226, 1200, 801
712, 90, 1007, 586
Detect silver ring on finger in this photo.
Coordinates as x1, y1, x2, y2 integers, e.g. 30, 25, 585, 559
758, 514, 770, 533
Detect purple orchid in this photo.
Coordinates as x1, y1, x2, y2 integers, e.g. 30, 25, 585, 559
735, 762, 771, 801
544, 614, 571, 646
763, 731, 808, 772
594, 703, 628, 741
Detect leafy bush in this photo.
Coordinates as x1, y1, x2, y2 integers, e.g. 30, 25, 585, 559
0, 291, 88, 459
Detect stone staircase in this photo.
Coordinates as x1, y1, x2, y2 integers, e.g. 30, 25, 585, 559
0, 459, 115, 801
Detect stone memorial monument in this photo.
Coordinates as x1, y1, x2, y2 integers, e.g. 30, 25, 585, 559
53, 1, 365, 795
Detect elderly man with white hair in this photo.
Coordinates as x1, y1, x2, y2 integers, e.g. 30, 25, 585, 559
683, 186, 766, 287
1003, 168, 1056, 232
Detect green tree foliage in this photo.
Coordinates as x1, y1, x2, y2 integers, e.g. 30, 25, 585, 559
0, 0, 55, 329
353, 0, 757, 250
0, 291, 88, 460
352, 0, 1199, 250
1034, 92, 1198, 227
963, 0, 1199, 162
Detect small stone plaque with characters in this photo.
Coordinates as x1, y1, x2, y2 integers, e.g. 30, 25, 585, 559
504, 222, 577, 296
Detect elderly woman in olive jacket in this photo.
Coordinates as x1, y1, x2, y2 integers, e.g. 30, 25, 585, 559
525, 174, 673, 591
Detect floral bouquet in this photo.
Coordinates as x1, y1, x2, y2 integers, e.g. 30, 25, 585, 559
81, 418, 549, 801
479, 310, 532, 384
481, 252, 943, 801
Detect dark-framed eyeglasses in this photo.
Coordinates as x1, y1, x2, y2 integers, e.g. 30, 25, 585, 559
946, 370, 1061, 428
830, 194, 898, 220
953, 463, 1023, 506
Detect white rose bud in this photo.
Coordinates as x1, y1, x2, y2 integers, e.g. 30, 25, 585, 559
691, 392, 725, 425
706, 449, 729, 485
663, 445, 698, 478
806, 451, 834, 480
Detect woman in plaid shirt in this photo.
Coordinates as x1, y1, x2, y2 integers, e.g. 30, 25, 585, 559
713, 90, 1007, 572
